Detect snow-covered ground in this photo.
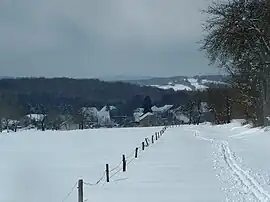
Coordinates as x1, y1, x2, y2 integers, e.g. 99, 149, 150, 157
201, 79, 227, 85
187, 78, 208, 91
151, 78, 210, 91
0, 121, 270, 201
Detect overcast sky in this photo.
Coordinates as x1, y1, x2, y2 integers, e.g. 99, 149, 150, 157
0, 0, 222, 79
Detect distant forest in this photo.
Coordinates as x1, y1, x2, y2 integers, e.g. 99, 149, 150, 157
0, 77, 194, 115
0, 77, 253, 125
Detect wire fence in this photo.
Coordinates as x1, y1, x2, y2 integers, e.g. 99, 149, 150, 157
61, 181, 78, 202
61, 125, 174, 202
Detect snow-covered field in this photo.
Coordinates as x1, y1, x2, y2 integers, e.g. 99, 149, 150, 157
151, 84, 192, 91
0, 121, 270, 202
187, 78, 208, 90
150, 78, 210, 91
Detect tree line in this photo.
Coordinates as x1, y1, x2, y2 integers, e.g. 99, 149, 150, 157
201, 0, 270, 126
0, 76, 255, 131
0, 77, 192, 129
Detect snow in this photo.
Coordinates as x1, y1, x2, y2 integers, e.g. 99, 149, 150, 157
134, 108, 144, 113
201, 79, 227, 85
151, 105, 173, 113
147, 78, 227, 91
139, 112, 153, 121
175, 114, 190, 123
100, 106, 116, 112
26, 114, 45, 121
1, 121, 270, 201
200, 102, 209, 112
0, 127, 162, 202
133, 112, 143, 122
188, 78, 208, 90
97, 110, 111, 126
81, 106, 112, 126
151, 84, 192, 91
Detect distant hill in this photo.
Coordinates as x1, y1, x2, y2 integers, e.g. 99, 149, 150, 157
0, 77, 193, 116
122, 75, 228, 91
100, 75, 153, 81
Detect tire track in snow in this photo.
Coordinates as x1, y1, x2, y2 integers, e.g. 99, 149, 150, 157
187, 129, 270, 201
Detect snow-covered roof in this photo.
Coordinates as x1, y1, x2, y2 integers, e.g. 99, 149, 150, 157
110, 106, 117, 110
100, 105, 116, 112
151, 105, 173, 113
134, 112, 144, 122
139, 112, 154, 121
26, 114, 45, 121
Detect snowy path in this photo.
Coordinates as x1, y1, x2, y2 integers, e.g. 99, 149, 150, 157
91, 127, 226, 202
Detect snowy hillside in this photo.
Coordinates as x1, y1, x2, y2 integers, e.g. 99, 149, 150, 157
1, 121, 270, 201
150, 77, 208, 91
126, 75, 228, 91
151, 83, 192, 91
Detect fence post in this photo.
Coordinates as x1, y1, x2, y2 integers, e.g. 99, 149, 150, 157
145, 138, 149, 146
152, 135, 154, 144
142, 142, 145, 150
106, 164, 110, 182
135, 147, 138, 158
122, 154, 126, 172
78, 179, 83, 202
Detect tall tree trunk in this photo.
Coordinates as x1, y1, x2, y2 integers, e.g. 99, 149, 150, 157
41, 119, 45, 131
226, 96, 231, 124
262, 77, 270, 126
260, 45, 270, 126
14, 123, 17, 132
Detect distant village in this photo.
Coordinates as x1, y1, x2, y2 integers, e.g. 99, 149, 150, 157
0, 102, 212, 132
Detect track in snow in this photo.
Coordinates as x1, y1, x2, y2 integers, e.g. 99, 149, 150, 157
191, 130, 270, 202
220, 141, 270, 202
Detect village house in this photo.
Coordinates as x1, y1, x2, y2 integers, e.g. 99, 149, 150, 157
133, 105, 177, 127
137, 112, 158, 127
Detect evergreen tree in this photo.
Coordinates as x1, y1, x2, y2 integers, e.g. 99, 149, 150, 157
143, 96, 153, 114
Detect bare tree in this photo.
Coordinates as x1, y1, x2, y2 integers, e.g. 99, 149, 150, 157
0, 100, 24, 132
72, 107, 86, 130
201, 0, 270, 126
46, 109, 63, 130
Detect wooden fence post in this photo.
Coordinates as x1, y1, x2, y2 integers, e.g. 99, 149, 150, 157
152, 135, 154, 144
142, 142, 145, 150
135, 147, 138, 158
78, 179, 83, 202
106, 164, 110, 182
122, 154, 126, 172
145, 138, 149, 146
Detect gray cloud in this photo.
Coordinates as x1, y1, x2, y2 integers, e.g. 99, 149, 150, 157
0, 0, 219, 78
